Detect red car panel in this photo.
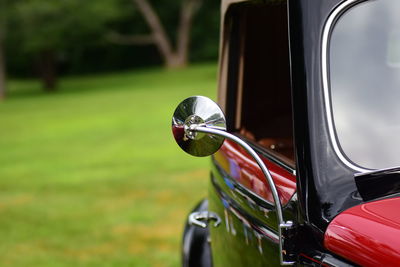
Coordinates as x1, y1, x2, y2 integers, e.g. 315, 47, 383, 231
324, 197, 400, 267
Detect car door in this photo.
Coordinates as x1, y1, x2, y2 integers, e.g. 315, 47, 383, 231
208, 1, 297, 266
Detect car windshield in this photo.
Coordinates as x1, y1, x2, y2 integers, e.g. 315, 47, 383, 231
330, 0, 400, 170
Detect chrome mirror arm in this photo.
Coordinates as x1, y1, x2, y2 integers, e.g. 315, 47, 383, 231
192, 125, 295, 266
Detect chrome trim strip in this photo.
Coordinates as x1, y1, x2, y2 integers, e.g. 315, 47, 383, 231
321, 0, 370, 173
354, 165, 400, 177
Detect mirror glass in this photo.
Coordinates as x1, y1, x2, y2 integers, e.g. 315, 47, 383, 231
172, 96, 226, 157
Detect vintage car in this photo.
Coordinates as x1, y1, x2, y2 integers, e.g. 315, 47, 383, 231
171, 0, 400, 266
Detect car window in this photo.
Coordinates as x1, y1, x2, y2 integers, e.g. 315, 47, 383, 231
330, 0, 400, 170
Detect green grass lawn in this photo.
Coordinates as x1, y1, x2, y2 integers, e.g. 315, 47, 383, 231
0, 64, 217, 266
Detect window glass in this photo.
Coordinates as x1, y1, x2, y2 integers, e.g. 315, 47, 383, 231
330, 0, 400, 169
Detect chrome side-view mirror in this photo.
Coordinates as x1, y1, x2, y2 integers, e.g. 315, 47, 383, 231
172, 96, 226, 157
171, 96, 295, 266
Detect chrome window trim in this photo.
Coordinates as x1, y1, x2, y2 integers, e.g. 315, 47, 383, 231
321, 0, 370, 173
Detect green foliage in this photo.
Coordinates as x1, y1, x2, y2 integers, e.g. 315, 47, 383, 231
11, 0, 122, 53
5, 0, 220, 77
0, 64, 216, 266
191, 0, 220, 61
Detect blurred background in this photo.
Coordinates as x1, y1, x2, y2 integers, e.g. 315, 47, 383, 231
0, 0, 219, 266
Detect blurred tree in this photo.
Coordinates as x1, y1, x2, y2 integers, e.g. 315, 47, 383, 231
11, 0, 122, 91
4, 0, 219, 81
0, 0, 8, 99
109, 0, 202, 68
0, 27, 6, 100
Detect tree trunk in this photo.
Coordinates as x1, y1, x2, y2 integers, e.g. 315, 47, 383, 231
132, 0, 202, 69
37, 50, 57, 92
174, 0, 202, 68
133, 0, 175, 67
164, 54, 185, 69
0, 36, 6, 100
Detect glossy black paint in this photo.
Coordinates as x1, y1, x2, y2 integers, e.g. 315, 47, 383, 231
288, 0, 362, 235
355, 168, 400, 201
208, 163, 290, 266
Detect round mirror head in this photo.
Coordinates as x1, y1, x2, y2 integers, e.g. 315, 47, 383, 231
172, 96, 226, 157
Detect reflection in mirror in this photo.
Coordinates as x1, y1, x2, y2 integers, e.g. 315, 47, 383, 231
171, 96, 227, 157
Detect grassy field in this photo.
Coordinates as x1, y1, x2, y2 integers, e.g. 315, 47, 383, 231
0, 64, 217, 266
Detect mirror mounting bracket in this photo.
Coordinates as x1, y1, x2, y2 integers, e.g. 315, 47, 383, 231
193, 125, 296, 265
